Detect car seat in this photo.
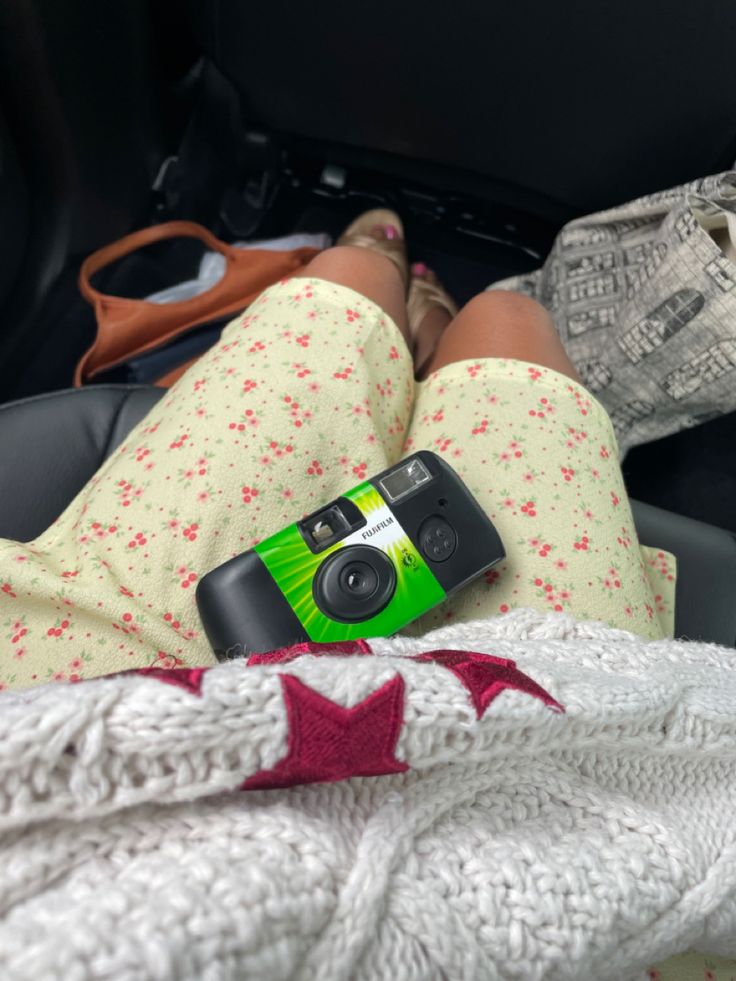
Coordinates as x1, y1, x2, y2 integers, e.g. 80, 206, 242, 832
0, 384, 734, 646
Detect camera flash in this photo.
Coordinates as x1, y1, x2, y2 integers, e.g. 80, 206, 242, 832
379, 457, 432, 503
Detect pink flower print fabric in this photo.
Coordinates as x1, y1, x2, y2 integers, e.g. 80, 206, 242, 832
646, 951, 736, 981
405, 359, 674, 638
0, 279, 674, 691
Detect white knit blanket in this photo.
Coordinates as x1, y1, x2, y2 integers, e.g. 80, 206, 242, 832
2, 609, 735, 980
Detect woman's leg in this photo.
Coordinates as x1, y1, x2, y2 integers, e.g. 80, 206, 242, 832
0, 246, 417, 689
404, 289, 673, 639
420, 290, 581, 382
299, 246, 410, 348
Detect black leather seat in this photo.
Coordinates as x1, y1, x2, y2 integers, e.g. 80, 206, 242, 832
0, 386, 162, 542
1, 385, 734, 646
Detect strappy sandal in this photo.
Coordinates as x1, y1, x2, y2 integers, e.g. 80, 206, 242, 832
337, 208, 409, 291
407, 263, 458, 376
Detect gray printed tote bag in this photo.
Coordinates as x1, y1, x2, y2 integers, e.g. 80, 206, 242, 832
489, 171, 736, 455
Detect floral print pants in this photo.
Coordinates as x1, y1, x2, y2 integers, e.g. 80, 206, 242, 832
0, 278, 675, 691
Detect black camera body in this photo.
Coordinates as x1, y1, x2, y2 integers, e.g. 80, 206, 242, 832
196, 451, 504, 659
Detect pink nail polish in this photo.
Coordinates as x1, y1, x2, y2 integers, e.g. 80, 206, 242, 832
412, 262, 428, 276
383, 224, 399, 240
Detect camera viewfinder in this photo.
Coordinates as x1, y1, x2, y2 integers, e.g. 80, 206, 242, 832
299, 499, 365, 553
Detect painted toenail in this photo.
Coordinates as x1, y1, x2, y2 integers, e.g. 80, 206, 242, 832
383, 224, 399, 240
412, 262, 428, 276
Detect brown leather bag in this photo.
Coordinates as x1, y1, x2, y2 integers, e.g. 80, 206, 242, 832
75, 220, 320, 386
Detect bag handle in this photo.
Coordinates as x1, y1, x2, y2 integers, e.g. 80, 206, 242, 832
74, 221, 320, 386
79, 220, 241, 305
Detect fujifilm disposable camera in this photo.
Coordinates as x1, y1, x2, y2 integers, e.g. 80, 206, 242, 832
196, 451, 505, 659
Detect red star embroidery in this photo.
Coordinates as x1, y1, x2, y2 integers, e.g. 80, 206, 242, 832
411, 649, 564, 719
242, 673, 408, 790
131, 666, 209, 696
246, 639, 372, 667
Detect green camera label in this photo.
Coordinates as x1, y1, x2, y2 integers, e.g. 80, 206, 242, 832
254, 482, 445, 641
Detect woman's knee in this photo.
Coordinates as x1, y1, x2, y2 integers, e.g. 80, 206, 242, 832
302, 245, 402, 286
427, 288, 580, 382
298, 245, 409, 343
458, 290, 556, 337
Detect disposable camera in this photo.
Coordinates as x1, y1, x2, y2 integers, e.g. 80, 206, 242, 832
196, 451, 505, 659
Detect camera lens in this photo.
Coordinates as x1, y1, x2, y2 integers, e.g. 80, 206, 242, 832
340, 561, 378, 597
313, 546, 396, 623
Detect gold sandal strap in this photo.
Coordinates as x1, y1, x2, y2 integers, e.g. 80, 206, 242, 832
407, 276, 459, 340
337, 231, 408, 289
337, 209, 408, 291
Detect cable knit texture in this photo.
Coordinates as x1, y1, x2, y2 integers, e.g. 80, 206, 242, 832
1, 608, 735, 980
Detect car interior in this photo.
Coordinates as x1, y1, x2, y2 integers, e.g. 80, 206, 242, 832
1, 0, 735, 645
